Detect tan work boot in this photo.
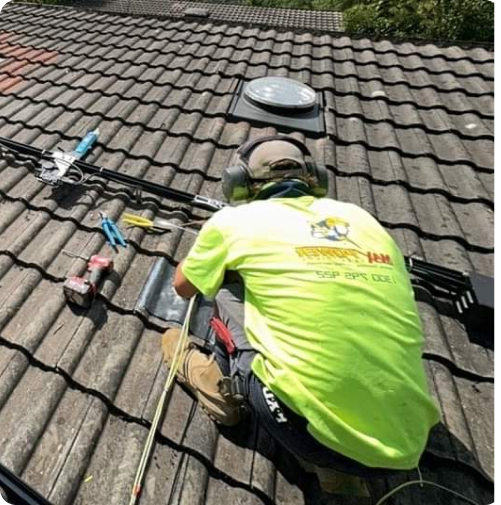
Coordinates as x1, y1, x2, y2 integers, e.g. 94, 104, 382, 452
162, 328, 241, 426
298, 458, 370, 497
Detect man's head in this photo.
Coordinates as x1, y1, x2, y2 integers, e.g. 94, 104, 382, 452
222, 135, 328, 203
246, 139, 308, 180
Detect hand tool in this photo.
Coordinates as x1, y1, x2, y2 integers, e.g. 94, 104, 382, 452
100, 211, 127, 248
122, 213, 198, 236
37, 128, 100, 186
63, 254, 113, 308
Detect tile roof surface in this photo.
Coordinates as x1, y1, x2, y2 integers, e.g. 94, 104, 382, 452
0, 2, 494, 505
58, 0, 345, 33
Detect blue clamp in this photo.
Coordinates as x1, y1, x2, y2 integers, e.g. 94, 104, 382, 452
100, 212, 127, 248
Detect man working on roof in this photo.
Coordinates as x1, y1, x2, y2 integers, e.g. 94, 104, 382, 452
163, 135, 440, 493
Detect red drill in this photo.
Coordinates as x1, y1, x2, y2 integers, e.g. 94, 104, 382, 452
63, 255, 113, 308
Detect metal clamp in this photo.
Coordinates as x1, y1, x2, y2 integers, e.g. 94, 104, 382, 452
192, 195, 227, 212
37, 153, 72, 186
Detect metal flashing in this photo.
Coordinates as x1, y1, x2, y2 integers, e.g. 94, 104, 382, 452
228, 80, 325, 137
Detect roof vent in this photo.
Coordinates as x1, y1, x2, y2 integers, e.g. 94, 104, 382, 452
245, 77, 316, 110
228, 77, 325, 136
183, 7, 210, 17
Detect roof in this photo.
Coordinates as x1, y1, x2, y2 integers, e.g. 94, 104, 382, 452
0, 1, 493, 504
57, 0, 345, 33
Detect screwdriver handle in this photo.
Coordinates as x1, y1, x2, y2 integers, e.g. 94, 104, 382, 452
73, 128, 100, 159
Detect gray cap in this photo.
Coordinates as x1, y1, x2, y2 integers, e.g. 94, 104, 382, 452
246, 140, 307, 180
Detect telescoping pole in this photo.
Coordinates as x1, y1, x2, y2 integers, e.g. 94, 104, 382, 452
0, 462, 52, 505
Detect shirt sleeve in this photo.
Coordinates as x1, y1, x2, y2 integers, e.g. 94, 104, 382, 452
181, 219, 230, 299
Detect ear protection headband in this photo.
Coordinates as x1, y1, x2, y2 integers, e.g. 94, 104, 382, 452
222, 135, 328, 203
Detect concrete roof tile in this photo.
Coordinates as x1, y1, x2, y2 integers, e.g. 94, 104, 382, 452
0, 1, 493, 504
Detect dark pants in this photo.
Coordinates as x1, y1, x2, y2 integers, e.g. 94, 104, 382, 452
211, 283, 396, 479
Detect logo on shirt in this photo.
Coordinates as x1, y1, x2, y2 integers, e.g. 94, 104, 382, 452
297, 216, 394, 266
295, 247, 394, 266
311, 217, 359, 247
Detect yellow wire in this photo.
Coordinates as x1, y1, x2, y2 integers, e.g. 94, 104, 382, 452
128, 296, 197, 505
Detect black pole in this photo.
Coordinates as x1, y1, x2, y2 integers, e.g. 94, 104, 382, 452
0, 462, 52, 505
0, 137, 226, 213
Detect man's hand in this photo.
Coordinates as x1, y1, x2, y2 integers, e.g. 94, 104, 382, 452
173, 261, 199, 299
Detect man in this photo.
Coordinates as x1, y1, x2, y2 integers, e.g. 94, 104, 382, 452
163, 135, 440, 493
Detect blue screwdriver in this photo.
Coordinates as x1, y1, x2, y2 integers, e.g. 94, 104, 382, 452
73, 128, 100, 160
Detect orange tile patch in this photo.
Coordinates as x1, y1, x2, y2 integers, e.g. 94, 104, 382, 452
0, 31, 58, 94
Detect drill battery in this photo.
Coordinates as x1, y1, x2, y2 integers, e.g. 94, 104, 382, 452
63, 255, 113, 308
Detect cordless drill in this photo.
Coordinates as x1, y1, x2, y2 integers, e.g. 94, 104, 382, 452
63, 255, 113, 308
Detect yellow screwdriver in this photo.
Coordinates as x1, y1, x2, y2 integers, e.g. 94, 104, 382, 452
122, 213, 198, 235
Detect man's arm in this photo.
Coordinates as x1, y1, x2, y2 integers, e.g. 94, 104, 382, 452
173, 217, 230, 299
173, 261, 199, 299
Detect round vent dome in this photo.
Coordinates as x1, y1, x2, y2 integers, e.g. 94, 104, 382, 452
244, 77, 316, 111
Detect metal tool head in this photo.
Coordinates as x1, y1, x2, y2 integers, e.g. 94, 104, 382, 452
36, 150, 78, 186
37, 160, 61, 186
62, 250, 90, 261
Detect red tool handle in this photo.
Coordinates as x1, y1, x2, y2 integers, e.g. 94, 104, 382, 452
88, 255, 113, 271
88, 255, 113, 286
210, 317, 236, 354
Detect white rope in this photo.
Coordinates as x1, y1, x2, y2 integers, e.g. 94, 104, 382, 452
128, 296, 197, 505
416, 466, 424, 487
375, 479, 482, 505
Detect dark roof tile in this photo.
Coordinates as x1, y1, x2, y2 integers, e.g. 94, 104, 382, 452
0, 2, 493, 504
57, 0, 344, 33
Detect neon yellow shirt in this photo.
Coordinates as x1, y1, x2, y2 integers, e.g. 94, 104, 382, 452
182, 196, 440, 469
